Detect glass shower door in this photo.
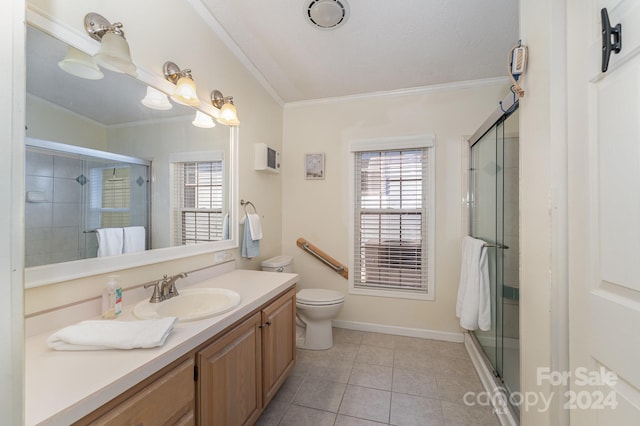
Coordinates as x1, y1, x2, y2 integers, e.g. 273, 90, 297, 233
470, 123, 500, 368
469, 108, 520, 415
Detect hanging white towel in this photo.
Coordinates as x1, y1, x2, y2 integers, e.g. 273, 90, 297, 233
96, 228, 124, 257
123, 226, 146, 253
246, 213, 263, 240
47, 317, 178, 351
456, 236, 491, 331
222, 212, 230, 240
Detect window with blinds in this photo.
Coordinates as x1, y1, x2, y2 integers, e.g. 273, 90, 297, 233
350, 136, 434, 300
174, 161, 224, 244
89, 167, 132, 228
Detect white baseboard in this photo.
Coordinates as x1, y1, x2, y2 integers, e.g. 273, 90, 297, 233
332, 320, 464, 343
465, 333, 519, 426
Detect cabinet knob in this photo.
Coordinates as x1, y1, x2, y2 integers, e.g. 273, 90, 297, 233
259, 321, 272, 329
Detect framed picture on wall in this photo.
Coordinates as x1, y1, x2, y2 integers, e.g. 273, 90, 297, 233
305, 153, 325, 180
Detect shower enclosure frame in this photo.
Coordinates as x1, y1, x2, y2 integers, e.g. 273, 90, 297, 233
464, 93, 520, 425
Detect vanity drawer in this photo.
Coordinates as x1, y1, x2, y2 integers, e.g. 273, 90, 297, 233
79, 357, 195, 426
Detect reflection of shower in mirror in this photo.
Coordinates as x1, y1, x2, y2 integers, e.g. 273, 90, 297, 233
25, 139, 150, 267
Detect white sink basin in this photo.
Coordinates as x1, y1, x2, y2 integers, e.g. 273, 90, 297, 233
133, 288, 242, 322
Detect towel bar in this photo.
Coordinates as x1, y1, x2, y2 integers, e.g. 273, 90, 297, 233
240, 199, 258, 215
483, 242, 509, 249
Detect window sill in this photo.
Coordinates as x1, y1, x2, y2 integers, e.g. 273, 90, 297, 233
348, 286, 434, 301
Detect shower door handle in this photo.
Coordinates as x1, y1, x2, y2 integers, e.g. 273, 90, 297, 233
601, 8, 622, 73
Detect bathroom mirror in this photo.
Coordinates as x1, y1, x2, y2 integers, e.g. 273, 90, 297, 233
24, 24, 238, 288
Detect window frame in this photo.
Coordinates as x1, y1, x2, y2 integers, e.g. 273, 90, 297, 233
169, 151, 226, 246
349, 134, 435, 301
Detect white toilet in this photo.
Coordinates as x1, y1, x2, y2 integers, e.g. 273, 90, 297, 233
261, 255, 345, 350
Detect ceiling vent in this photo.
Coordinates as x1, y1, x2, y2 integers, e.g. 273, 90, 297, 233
306, 0, 349, 30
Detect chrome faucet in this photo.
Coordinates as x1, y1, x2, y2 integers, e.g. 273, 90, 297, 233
160, 272, 187, 300
145, 272, 188, 303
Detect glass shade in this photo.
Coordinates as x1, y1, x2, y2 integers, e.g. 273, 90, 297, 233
141, 86, 172, 110
192, 111, 216, 128
94, 31, 136, 74
171, 76, 200, 106
58, 46, 104, 80
217, 102, 240, 126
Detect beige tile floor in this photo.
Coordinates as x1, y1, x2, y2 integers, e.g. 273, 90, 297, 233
257, 328, 501, 426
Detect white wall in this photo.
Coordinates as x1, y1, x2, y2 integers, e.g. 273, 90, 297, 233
2, 1, 25, 424
26, 95, 107, 150
282, 80, 509, 336
518, 0, 568, 424
23, 0, 283, 314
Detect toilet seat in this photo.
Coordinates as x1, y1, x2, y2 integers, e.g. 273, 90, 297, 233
297, 289, 344, 306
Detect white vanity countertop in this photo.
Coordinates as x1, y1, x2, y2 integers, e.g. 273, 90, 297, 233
25, 269, 298, 426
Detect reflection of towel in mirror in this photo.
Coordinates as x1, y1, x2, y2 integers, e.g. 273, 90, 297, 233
123, 226, 146, 253
246, 213, 263, 240
96, 228, 123, 257
241, 222, 260, 258
222, 213, 230, 240
47, 317, 178, 350
456, 236, 490, 331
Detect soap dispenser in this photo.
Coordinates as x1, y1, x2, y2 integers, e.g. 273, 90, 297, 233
102, 275, 122, 319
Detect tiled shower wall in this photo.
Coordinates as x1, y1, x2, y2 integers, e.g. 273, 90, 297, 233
25, 149, 85, 267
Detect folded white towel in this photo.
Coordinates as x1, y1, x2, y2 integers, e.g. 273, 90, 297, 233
123, 226, 146, 253
96, 228, 124, 257
246, 213, 263, 240
47, 317, 177, 351
456, 236, 491, 331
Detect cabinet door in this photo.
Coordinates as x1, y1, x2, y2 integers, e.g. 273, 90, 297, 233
198, 312, 262, 426
262, 288, 296, 405
84, 358, 195, 426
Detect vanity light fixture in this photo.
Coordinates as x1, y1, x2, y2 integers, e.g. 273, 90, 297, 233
211, 90, 240, 126
141, 86, 173, 110
163, 61, 200, 107
58, 46, 104, 80
192, 110, 216, 128
84, 13, 136, 74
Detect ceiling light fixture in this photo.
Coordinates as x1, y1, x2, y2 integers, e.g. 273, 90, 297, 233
84, 13, 136, 74
58, 46, 104, 80
163, 61, 200, 107
141, 86, 173, 110
192, 110, 216, 128
211, 90, 240, 126
306, 0, 350, 30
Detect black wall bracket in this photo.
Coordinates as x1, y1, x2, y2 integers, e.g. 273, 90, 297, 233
601, 8, 622, 73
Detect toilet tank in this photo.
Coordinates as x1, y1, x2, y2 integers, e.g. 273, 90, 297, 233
261, 255, 293, 273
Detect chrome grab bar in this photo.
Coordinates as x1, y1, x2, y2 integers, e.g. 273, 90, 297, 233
301, 243, 344, 274
296, 237, 349, 279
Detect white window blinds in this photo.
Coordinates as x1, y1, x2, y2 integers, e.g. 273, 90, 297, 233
173, 161, 224, 244
353, 147, 430, 295
88, 167, 131, 228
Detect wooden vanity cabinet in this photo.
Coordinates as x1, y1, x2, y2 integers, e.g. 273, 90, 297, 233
197, 287, 296, 425
74, 285, 295, 426
75, 356, 196, 426
261, 287, 296, 406
197, 312, 263, 425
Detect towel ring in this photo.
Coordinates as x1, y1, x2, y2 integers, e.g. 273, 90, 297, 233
240, 199, 258, 215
